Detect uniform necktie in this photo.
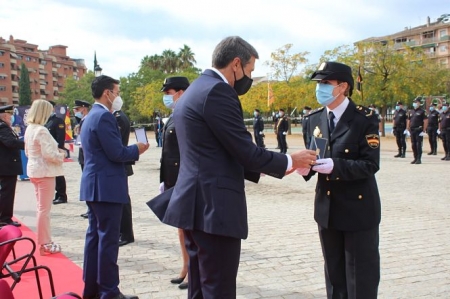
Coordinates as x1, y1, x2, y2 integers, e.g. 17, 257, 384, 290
329, 111, 335, 133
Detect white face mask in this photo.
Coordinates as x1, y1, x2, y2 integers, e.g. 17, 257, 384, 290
108, 91, 123, 111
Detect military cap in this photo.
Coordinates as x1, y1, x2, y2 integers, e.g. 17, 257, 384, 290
48, 100, 56, 107
310, 61, 354, 95
73, 100, 91, 108
254, 109, 260, 113
161, 76, 190, 92
413, 97, 422, 103
304, 106, 312, 110
396, 101, 403, 105
442, 102, 448, 106
0, 105, 14, 114
279, 108, 285, 112
369, 104, 376, 108
431, 103, 437, 106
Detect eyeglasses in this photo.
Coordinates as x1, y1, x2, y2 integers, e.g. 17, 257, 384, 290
109, 90, 120, 97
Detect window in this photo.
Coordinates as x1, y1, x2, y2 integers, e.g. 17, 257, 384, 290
440, 45, 448, 52
0, 86, 6, 91
440, 29, 448, 38
41, 60, 47, 65
422, 30, 434, 39
0, 75, 6, 80
25, 56, 31, 61
0, 51, 3, 56
0, 63, 4, 68
17, 55, 22, 60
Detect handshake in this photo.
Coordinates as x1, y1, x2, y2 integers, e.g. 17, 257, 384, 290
288, 150, 334, 176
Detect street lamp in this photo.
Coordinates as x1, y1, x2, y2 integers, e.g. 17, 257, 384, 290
94, 64, 102, 77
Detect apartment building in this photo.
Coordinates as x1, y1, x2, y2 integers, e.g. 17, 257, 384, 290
0, 35, 87, 105
359, 16, 450, 68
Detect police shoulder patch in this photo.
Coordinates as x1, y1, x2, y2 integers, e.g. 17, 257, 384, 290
58, 124, 65, 129
355, 105, 371, 116
308, 106, 324, 116
366, 133, 380, 149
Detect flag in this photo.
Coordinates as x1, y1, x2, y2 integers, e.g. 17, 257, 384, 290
267, 83, 275, 107
356, 66, 363, 94
64, 107, 74, 153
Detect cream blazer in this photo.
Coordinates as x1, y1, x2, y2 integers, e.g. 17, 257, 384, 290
24, 124, 65, 178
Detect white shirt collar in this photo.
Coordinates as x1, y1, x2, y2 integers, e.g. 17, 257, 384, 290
209, 67, 228, 84
327, 97, 349, 124
94, 102, 110, 111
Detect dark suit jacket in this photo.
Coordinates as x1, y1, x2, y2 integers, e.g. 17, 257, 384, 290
45, 114, 65, 149
160, 116, 179, 188
160, 69, 288, 240
253, 116, 264, 133
304, 100, 381, 231
80, 104, 139, 204
114, 110, 134, 177
0, 121, 24, 176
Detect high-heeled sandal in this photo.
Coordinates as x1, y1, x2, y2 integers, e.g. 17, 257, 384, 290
170, 275, 186, 284
40, 242, 61, 255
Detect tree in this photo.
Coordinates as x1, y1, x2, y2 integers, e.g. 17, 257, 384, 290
178, 45, 196, 70
18, 63, 32, 105
265, 44, 310, 83
59, 71, 96, 107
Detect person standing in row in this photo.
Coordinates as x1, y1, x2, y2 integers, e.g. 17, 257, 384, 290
302, 106, 312, 149
439, 102, 450, 160
25, 100, 66, 255
0, 105, 24, 227
149, 36, 316, 298
159, 76, 190, 290
73, 99, 91, 219
304, 61, 381, 299
45, 101, 68, 205
426, 103, 439, 155
393, 101, 407, 158
406, 98, 428, 164
80, 75, 149, 299
253, 109, 265, 148
276, 108, 288, 154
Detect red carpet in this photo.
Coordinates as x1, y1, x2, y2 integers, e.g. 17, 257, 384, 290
3, 220, 84, 299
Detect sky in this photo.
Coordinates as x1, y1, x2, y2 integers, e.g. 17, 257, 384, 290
1, 0, 447, 80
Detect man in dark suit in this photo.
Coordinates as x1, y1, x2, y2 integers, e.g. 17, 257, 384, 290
0, 105, 24, 227
160, 76, 190, 289
302, 106, 312, 149
113, 109, 135, 246
252, 109, 265, 147
303, 61, 381, 299
46, 101, 68, 205
80, 75, 149, 299
153, 36, 316, 298
276, 108, 289, 153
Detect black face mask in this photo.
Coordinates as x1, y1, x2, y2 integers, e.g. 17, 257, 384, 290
233, 65, 253, 95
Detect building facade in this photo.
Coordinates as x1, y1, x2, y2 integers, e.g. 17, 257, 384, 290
0, 35, 87, 105
360, 16, 450, 68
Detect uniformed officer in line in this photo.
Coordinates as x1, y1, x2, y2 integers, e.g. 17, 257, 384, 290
393, 101, 408, 158
45, 101, 68, 204
72, 99, 92, 218
302, 106, 312, 149
253, 109, 265, 147
302, 61, 381, 299
276, 108, 289, 154
0, 105, 24, 227
406, 98, 428, 164
438, 102, 450, 160
159, 76, 190, 290
426, 103, 440, 155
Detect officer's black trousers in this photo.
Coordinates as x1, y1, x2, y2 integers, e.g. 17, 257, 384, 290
410, 131, 423, 159
0, 176, 18, 222
394, 129, 407, 152
55, 175, 67, 200
427, 127, 438, 153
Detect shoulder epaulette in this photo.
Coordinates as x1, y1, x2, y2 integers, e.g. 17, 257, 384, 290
308, 106, 324, 116
355, 105, 374, 117
113, 111, 120, 117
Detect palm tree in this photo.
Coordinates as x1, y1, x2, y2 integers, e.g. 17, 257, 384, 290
161, 50, 179, 73
141, 54, 163, 71
178, 45, 196, 70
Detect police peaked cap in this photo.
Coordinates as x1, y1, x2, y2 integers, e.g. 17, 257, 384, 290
73, 100, 91, 108
161, 76, 190, 92
311, 61, 354, 96
0, 105, 14, 113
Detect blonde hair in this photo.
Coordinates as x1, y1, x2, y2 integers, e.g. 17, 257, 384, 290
27, 100, 53, 125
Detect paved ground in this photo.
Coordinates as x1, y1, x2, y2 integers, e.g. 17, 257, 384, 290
14, 129, 450, 299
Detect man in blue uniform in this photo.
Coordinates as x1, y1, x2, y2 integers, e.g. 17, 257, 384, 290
393, 101, 407, 158
253, 109, 265, 147
406, 98, 428, 164
426, 103, 439, 155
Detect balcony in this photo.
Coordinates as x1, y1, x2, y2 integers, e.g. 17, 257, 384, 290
53, 87, 58, 91
440, 35, 450, 41
39, 64, 44, 69
12, 92, 18, 98
11, 81, 18, 86
10, 70, 17, 75
39, 75, 45, 79
10, 59, 16, 64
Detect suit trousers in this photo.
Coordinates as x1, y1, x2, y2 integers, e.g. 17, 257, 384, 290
318, 225, 380, 299
0, 176, 18, 223
30, 177, 55, 245
184, 230, 241, 299
55, 175, 67, 200
120, 195, 134, 241
83, 201, 123, 299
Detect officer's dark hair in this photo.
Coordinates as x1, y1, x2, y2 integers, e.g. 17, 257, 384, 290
254, 109, 260, 113
212, 36, 259, 69
91, 75, 120, 99
337, 80, 351, 97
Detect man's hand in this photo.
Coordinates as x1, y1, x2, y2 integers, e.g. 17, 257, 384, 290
159, 182, 165, 194
312, 158, 334, 174
290, 149, 317, 169
403, 129, 409, 135
437, 129, 441, 135
282, 131, 287, 135
259, 131, 263, 135
136, 142, 150, 154
419, 132, 425, 137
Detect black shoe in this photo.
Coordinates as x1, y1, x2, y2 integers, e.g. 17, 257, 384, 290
401, 154, 405, 158
171, 276, 186, 284
441, 156, 447, 160
118, 237, 134, 247
2, 220, 21, 227
53, 198, 67, 205
178, 282, 188, 289
111, 294, 139, 299
415, 160, 422, 164
445, 157, 450, 161
427, 152, 433, 155
433, 152, 437, 155
410, 160, 416, 164
394, 153, 401, 158
80, 212, 89, 219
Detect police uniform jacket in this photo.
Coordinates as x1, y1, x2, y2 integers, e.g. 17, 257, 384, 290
160, 116, 180, 188
428, 110, 440, 128
302, 115, 310, 135
253, 116, 264, 134
408, 108, 427, 131
0, 120, 24, 176
440, 110, 450, 130
114, 110, 134, 177
45, 114, 65, 149
393, 109, 407, 130
304, 100, 381, 231
276, 116, 288, 133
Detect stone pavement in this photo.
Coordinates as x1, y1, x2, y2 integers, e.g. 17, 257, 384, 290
14, 131, 450, 299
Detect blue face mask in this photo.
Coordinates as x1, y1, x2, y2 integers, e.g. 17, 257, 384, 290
163, 94, 174, 109
430, 106, 435, 111
254, 112, 257, 117
10, 115, 15, 124
75, 112, 83, 119
315, 83, 341, 106
413, 103, 419, 109
303, 110, 307, 114
443, 106, 448, 112
395, 105, 400, 111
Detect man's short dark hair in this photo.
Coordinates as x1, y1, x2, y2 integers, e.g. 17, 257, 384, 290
212, 36, 259, 69
91, 75, 120, 99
